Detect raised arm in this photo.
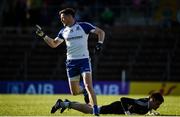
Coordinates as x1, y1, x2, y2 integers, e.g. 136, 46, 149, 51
35, 25, 63, 48
43, 36, 63, 48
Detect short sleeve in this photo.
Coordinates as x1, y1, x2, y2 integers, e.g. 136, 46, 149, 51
79, 22, 96, 34
57, 28, 65, 39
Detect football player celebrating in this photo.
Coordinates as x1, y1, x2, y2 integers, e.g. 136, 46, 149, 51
53, 92, 164, 115
35, 8, 105, 116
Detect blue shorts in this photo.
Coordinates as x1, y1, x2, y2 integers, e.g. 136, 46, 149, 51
66, 58, 92, 79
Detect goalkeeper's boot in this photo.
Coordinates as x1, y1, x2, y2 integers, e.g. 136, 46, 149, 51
51, 99, 63, 114
83, 89, 89, 104
60, 99, 71, 113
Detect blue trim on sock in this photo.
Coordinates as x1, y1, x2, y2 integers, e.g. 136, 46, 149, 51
93, 105, 99, 115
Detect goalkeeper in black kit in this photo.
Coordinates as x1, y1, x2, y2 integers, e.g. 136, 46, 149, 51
51, 92, 164, 115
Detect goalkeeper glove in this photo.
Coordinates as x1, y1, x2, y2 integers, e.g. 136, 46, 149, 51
125, 111, 131, 115
94, 42, 103, 55
35, 25, 46, 39
147, 111, 160, 116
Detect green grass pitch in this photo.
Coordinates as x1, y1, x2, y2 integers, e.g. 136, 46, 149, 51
0, 94, 179, 116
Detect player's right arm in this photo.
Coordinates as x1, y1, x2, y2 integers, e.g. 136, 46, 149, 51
35, 25, 64, 48
43, 36, 63, 48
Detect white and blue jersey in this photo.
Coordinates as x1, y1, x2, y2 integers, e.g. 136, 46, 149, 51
57, 22, 96, 60
56, 22, 96, 79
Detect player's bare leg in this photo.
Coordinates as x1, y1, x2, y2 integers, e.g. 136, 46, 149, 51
68, 76, 83, 95
68, 76, 90, 103
67, 73, 99, 115
60, 99, 93, 114
82, 72, 99, 115
70, 102, 93, 114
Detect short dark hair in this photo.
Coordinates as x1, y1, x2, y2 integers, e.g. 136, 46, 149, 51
59, 8, 75, 18
149, 92, 164, 103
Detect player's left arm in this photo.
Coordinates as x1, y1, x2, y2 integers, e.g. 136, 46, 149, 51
93, 27, 105, 43
92, 27, 105, 54
79, 22, 105, 54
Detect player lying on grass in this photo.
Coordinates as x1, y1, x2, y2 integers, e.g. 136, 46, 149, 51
51, 92, 164, 115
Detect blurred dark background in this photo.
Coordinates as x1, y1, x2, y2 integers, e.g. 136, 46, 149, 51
0, 0, 180, 82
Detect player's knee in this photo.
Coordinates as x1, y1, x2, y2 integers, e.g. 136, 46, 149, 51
70, 90, 80, 95
71, 91, 78, 95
